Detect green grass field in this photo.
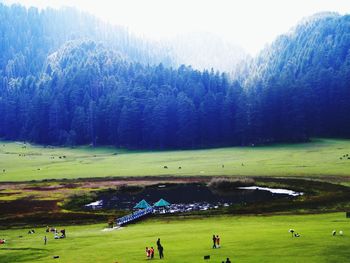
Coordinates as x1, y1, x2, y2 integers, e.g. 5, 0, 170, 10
1, 213, 349, 263
1, 139, 350, 263
1, 138, 350, 182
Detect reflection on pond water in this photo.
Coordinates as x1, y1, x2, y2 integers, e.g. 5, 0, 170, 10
238, 186, 303, 196
85, 183, 303, 212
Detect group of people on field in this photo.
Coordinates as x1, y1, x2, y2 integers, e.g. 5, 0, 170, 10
212, 234, 221, 248
46, 226, 66, 241
213, 234, 231, 262
145, 238, 164, 259
145, 235, 227, 260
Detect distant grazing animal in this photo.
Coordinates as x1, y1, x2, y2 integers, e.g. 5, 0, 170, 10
289, 229, 295, 237
332, 230, 336, 236
163, 166, 168, 169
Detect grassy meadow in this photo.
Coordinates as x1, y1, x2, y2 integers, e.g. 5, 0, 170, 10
1, 212, 349, 263
1, 139, 350, 263
0, 138, 350, 182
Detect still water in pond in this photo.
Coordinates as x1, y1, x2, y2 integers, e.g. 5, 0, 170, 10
86, 184, 302, 212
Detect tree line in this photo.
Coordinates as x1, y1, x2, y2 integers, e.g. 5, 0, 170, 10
0, 6, 350, 149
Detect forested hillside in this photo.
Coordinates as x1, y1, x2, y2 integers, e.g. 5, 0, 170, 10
0, 3, 172, 79
0, 5, 350, 149
242, 12, 350, 141
1, 40, 239, 148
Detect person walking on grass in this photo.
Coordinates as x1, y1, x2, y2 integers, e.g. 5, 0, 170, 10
44, 236, 47, 245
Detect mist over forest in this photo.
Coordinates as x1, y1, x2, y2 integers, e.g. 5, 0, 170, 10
0, 4, 350, 149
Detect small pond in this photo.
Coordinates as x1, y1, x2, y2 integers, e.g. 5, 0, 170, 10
85, 183, 303, 213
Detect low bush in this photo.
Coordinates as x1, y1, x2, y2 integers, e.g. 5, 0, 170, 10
208, 177, 255, 192
63, 192, 97, 211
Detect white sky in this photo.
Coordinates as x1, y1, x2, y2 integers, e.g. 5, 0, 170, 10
3, 0, 350, 55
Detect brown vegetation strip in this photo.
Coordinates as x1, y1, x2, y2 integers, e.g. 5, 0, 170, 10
0, 199, 58, 216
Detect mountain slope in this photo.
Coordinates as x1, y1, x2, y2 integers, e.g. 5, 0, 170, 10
239, 12, 350, 141
0, 3, 173, 79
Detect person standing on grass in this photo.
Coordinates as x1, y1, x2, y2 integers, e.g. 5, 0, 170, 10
216, 235, 221, 248
212, 235, 217, 248
146, 247, 150, 259
44, 236, 47, 245
159, 245, 164, 259
157, 238, 162, 256
150, 247, 154, 259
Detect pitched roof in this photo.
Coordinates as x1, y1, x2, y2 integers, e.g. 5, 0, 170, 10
153, 198, 171, 207
134, 199, 151, 209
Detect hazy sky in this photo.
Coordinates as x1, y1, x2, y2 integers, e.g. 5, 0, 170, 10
3, 0, 350, 54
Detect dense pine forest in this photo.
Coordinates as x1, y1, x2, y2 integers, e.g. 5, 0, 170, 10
0, 4, 350, 149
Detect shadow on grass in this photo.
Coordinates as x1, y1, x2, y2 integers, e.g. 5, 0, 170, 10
0, 248, 48, 263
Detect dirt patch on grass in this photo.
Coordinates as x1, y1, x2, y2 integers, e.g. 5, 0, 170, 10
79, 176, 210, 189
22, 182, 80, 191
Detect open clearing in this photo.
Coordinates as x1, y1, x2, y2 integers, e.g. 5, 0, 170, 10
1, 213, 349, 263
1, 138, 350, 182
1, 139, 350, 263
